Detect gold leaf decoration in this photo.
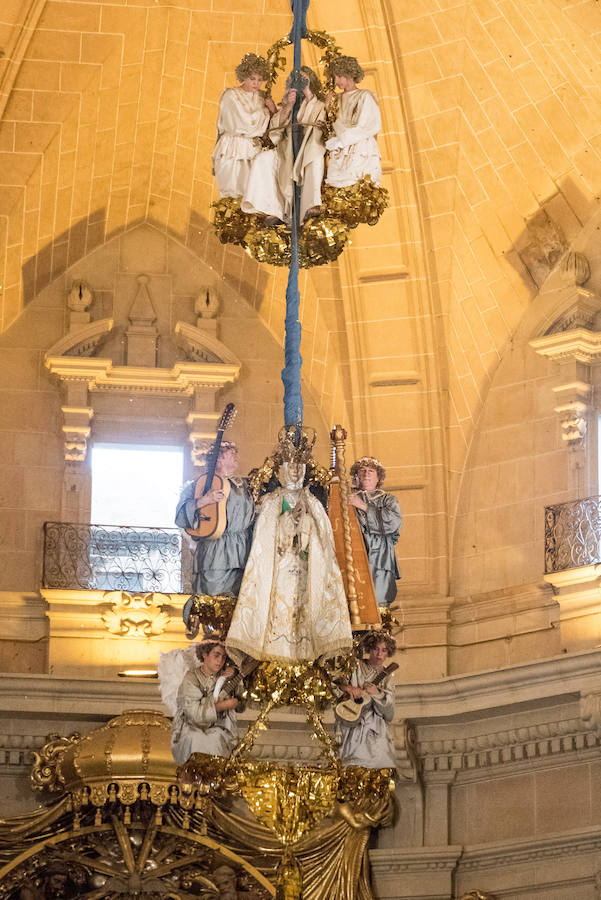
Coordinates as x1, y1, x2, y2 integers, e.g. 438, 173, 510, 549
322, 176, 389, 228
237, 763, 339, 846
184, 593, 237, 639
211, 196, 256, 245
244, 223, 291, 267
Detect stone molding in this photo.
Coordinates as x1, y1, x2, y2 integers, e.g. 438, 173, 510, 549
419, 715, 597, 779
459, 825, 601, 871
174, 321, 241, 367
369, 846, 462, 875
45, 317, 114, 359
45, 355, 240, 395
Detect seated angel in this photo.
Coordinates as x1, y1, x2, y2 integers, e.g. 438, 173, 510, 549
241, 66, 326, 225
158, 639, 244, 763
324, 55, 382, 189
212, 53, 276, 199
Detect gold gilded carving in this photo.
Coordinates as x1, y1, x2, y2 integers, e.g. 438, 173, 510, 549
30, 733, 82, 793
100, 590, 171, 636
237, 763, 339, 845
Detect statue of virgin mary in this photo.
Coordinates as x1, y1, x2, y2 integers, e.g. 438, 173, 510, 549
226, 427, 353, 664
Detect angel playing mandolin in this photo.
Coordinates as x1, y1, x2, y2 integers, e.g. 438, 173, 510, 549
335, 632, 397, 769
175, 412, 254, 602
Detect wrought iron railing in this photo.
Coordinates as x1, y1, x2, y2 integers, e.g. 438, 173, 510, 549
42, 522, 194, 593
544, 496, 601, 573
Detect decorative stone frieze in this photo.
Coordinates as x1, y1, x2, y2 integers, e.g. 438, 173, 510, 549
419, 715, 597, 777
100, 591, 171, 637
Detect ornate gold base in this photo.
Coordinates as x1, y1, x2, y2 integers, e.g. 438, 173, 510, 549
211, 177, 389, 269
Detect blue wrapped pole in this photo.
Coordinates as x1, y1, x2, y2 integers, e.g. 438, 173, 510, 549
281, 0, 309, 427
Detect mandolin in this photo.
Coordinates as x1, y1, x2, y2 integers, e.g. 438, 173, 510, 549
334, 662, 398, 726
185, 403, 237, 541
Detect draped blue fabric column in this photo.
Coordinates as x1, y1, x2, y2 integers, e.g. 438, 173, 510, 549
281, 0, 309, 427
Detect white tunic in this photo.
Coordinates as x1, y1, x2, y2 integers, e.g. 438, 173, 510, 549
212, 87, 271, 198
241, 95, 326, 223
170, 666, 242, 763
336, 660, 396, 769
325, 89, 382, 188
226, 487, 353, 664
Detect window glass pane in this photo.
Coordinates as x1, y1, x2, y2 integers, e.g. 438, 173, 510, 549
91, 443, 184, 527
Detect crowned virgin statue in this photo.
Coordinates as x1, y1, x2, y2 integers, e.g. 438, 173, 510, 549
226, 427, 353, 664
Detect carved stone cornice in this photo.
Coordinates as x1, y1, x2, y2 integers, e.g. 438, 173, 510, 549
45, 356, 240, 396
530, 327, 601, 364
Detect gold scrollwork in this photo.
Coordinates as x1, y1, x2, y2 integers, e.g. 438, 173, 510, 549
30, 733, 81, 793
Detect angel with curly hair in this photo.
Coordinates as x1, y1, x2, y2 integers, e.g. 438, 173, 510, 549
242, 66, 327, 225
335, 631, 397, 769
212, 53, 276, 199
324, 55, 383, 188
349, 455, 401, 607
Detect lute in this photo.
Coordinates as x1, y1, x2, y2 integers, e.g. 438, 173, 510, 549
185, 403, 237, 540
334, 662, 399, 726
217, 658, 260, 701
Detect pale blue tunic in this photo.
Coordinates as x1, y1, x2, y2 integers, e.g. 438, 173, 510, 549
175, 477, 254, 597
336, 660, 396, 769
354, 490, 401, 607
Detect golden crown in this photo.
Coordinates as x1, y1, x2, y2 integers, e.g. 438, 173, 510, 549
276, 425, 317, 463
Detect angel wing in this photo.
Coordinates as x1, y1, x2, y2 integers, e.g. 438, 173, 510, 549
157, 644, 199, 716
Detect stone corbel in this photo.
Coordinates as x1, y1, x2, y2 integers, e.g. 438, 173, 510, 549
552, 380, 592, 447
529, 337, 597, 450
392, 719, 421, 784
580, 690, 601, 739
62, 406, 94, 462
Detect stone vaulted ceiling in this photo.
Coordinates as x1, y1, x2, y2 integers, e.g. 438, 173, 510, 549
2, 0, 601, 595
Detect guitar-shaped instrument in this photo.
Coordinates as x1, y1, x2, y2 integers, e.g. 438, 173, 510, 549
185, 403, 237, 541
334, 662, 399, 726
217, 657, 260, 701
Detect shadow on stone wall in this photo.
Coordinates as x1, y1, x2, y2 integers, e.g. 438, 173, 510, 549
22, 209, 107, 305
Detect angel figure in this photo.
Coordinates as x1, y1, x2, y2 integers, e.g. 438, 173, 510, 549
158, 639, 245, 763
241, 66, 326, 224
212, 53, 276, 199
349, 455, 401, 607
324, 55, 382, 188
226, 427, 353, 664
335, 632, 397, 769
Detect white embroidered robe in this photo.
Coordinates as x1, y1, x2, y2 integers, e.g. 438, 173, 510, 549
226, 488, 352, 664
325, 89, 382, 188
212, 87, 271, 198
